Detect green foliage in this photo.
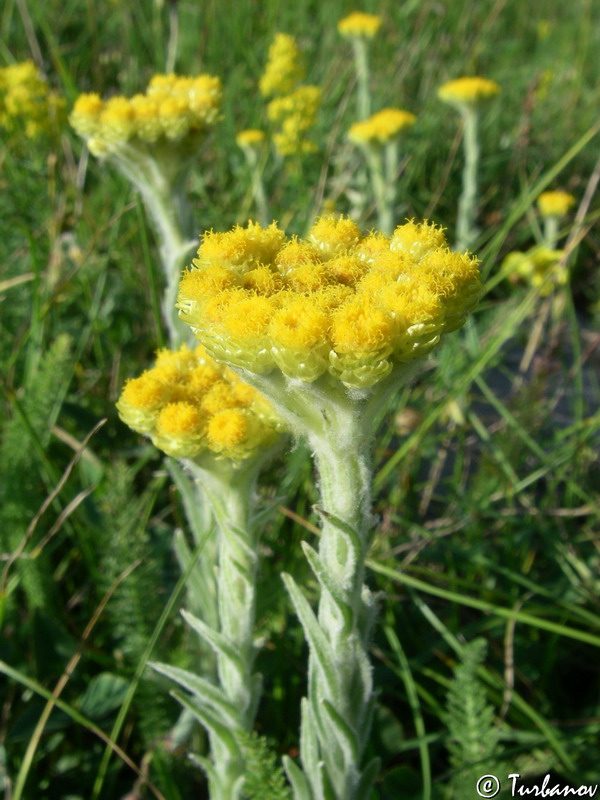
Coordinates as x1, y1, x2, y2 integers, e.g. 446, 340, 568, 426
239, 731, 292, 800
444, 639, 503, 798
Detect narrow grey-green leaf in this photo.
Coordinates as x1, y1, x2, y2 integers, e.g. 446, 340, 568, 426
301, 542, 353, 635
150, 662, 238, 726
282, 755, 313, 800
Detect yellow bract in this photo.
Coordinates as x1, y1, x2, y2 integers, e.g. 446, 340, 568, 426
70, 72, 221, 156
338, 12, 382, 38
117, 345, 281, 460
438, 77, 501, 106
537, 190, 576, 218
178, 218, 483, 388
349, 108, 416, 145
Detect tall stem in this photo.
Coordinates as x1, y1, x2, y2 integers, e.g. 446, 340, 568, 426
456, 107, 480, 252
543, 216, 559, 249
352, 38, 371, 120
364, 144, 393, 235
114, 147, 194, 346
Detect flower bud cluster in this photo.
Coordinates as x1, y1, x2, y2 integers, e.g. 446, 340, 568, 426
537, 190, 576, 219
504, 246, 567, 295
349, 108, 416, 145
337, 12, 382, 39
178, 218, 482, 388
70, 73, 221, 157
117, 345, 281, 460
0, 61, 65, 138
258, 33, 321, 157
438, 76, 501, 108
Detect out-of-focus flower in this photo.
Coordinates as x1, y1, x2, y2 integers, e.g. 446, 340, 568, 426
70, 73, 221, 157
236, 129, 266, 150
267, 85, 321, 156
0, 60, 65, 138
337, 12, 382, 39
348, 107, 416, 145
259, 33, 305, 98
438, 76, 501, 107
503, 246, 567, 295
117, 345, 281, 460
178, 218, 482, 388
537, 190, 576, 218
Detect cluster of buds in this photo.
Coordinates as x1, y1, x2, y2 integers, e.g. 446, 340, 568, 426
438, 76, 501, 109
178, 217, 482, 389
258, 33, 321, 157
0, 60, 65, 139
117, 345, 281, 460
348, 107, 416, 145
337, 11, 382, 39
70, 73, 221, 157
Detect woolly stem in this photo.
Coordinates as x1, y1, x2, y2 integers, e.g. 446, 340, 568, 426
456, 107, 480, 252
363, 144, 394, 235
543, 216, 560, 249
351, 38, 371, 120
242, 147, 270, 228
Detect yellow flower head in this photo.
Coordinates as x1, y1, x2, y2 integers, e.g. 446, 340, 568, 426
117, 345, 281, 460
236, 128, 266, 149
438, 76, 501, 107
259, 33, 305, 98
0, 60, 65, 138
348, 108, 416, 145
70, 71, 221, 156
178, 218, 483, 388
338, 12, 382, 39
537, 190, 576, 218
267, 85, 321, 157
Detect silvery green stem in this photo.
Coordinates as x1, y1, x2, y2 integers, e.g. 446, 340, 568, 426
242, 147, 270, 227
242, 368, 418, 800
351, 38, 372, 120
363, 142, 396, 235
543, 216, 559, 249
153, 458, 264, 800
456, 106, 480, 252
110, 144, 195, 346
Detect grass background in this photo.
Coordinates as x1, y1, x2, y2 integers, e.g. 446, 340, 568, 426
1, 0, 599, 798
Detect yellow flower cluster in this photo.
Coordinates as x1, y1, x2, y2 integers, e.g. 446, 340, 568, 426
178, 218, 482, 389
267, 85, 321, 156
236, 129, 266, 150
338, 12, 382, 38
259, 33, 305, 98
258, 33, 321, 157
537, 190, 576, 218
349, 108, 416, 145
0, 60, 65, 138
70, 73, 221, 157
504, 246, 567, 295
438, 77, 501, 107
117, 345, 281, 460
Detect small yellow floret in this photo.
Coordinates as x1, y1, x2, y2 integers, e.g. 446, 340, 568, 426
206, 409, 248, 450
269, 301, 330, 350
156, 402, 204, 435
349, 108, 416, 145
438, 77, 501, 106
121, 373, 166, 410
236, 129, 266, 148
331, 297, 392, 354
309, 216, 362, 258
537, 190, 576, 218
391, 219, 448, 260
338, 12, 382, 38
